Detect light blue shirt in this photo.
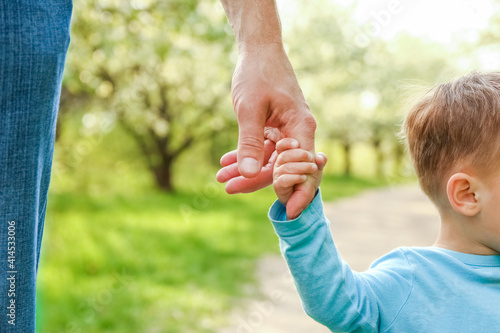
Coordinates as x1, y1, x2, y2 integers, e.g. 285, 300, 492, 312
268, 190, 500, 332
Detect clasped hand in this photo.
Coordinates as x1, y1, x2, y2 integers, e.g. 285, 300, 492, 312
217, 136, 327, 219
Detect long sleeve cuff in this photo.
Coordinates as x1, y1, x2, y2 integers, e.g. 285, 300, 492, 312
268, 189, 326, 237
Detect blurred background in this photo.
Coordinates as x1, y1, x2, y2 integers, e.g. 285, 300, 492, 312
37, 0, 500, 332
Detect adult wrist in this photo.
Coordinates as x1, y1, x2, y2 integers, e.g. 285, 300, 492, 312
237, 42, 288, 67
237, 36, 284, 56
223, 0, 284, 54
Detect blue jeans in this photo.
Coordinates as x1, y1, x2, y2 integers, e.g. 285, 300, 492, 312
0, 0, 72, 331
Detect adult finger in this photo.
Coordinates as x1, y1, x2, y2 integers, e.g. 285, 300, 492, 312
225, 166, 273, 194
220, 139, 275, 169
216, 163, 240, 183
220, 150, 237, 167
217, 151, 280, 184
218, 139, 276, 184
236, 103, 268, 178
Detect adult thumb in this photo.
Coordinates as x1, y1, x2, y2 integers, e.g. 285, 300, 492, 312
236, 105, 267, 178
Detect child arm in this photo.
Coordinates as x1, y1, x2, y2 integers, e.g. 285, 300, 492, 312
270, 139, 413, 332
270, 140, 379, 331
269, 195, 380, 332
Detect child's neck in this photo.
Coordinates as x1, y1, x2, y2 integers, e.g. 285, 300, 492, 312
433, 214, 499, 255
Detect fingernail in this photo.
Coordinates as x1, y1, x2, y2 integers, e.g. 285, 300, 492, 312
240, 157, 260, 174
291, 140, 299, 148
308, 152, 314, 160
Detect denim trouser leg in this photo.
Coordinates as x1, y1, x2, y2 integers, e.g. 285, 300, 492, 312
0, 0, 72, 331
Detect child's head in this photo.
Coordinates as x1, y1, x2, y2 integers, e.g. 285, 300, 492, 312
403, 71, 500, 207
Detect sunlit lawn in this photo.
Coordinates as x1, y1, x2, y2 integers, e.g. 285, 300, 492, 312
36, 173, 386, 333
35, 119, 395, 332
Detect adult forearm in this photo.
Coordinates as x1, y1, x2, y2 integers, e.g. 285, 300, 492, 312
220, 0, 283, 52
217, 0, 318, 208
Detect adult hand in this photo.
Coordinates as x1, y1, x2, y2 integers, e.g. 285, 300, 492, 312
219, 0, 317, 190
227, 45, 316, 186
218, 0, 317, 216
216, 52, 318, 193
216, 138, 277, 194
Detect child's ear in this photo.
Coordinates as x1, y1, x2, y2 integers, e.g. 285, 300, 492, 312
446, 173, 481, 216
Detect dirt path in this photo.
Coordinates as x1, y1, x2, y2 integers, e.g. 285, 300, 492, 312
220, 184, 440, 333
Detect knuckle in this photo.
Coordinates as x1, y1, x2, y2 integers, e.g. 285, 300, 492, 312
276, 139, 289, 152
274, 165, 287, 179
309, 164, 318, 173
274, 175, 285, 187
276, 140, 285, 152
296, 150, 312, 162
273, 170, 280, 182
234, 101, 250, 115
300, 150, 309, 161
239, 135, 264, 151
303, 114, 317, 132
276, 153, 287, 166
281, 164, 292, 174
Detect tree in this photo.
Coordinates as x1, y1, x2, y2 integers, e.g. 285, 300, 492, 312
283, 1, 454, 178
62, 0, 235, 191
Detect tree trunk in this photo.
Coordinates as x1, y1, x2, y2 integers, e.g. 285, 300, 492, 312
373, 139, 384, 178
153, 160, 174, 192
342, 141, 351, 176
394, 142, 405, 176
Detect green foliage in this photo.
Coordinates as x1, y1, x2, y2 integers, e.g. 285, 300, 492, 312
280, 0, 456, 178
52, 110, 154, 195
62, 0, 237, 191
57, 0, 460, 190
38, 172, 385, 332
38, 189, 272, 333
42, 1, 482, 331
44, 112, 390, 332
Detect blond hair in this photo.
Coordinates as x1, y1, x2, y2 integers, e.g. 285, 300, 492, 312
403, 71, 500, 202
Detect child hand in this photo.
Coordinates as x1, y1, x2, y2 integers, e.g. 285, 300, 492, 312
273, 138, 327, 219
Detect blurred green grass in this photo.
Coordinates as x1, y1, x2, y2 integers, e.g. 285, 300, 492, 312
36, 173, 386, 333
36, 111, 398, 332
